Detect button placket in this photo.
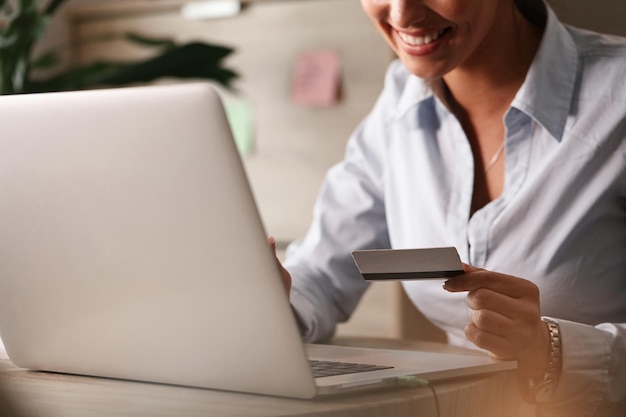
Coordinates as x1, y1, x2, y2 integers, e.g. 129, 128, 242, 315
466, 109, 533, 267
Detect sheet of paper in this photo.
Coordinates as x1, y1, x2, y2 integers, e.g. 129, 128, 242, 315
291, 50, 342, 106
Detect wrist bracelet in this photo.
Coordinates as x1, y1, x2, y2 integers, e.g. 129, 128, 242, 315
524, 318, 562, 403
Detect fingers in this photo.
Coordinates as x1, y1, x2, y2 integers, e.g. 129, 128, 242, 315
444, 267, 540, 299
465, 318, 550, 372
465, 288, 541, 343
465, 308, 538, 360
464, 322, 530, 361
443, 267, 547, 370
267, 235, 292, 294
462, 263, 481, 273
446, 267, 541, 328
469, 307, 512, 336
268, 235, 277, 252
464, 322, 510, 359
466, 287, 539, 320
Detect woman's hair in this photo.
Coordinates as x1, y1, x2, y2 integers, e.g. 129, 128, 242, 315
514, 0, 548, 28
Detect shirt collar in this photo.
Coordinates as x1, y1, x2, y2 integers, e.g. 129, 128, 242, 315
511, 5, 578, 142
395, 74, 435, 120
393, 4, 579, 142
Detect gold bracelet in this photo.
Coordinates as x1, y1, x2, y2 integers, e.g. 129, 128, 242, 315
524, 318, 562, 403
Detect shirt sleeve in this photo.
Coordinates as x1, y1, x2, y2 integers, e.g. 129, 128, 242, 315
284, 123, 391, 342
539, 318, 626, 417
283, 63, 406, 343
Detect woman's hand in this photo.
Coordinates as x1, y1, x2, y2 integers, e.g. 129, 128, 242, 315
268, 236, 292, 295
443, 264, 550, 378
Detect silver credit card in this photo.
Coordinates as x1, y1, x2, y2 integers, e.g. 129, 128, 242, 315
351, 247, 464, 281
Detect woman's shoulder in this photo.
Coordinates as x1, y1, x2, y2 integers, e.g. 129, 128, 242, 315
566, 25, 626, 58
567, 26, 626, 73
566, 26, 626, 102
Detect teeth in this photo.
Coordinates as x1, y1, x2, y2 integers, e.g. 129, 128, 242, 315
398, 29, 445, 46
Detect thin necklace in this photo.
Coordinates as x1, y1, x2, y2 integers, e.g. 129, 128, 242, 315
484, 142, 505, 173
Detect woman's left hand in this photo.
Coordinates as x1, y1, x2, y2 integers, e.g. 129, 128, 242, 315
443, 264, 550, 378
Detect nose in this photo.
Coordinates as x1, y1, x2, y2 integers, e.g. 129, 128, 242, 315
389, 0, 428, 28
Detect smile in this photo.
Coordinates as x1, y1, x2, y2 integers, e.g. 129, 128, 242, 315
397, 29, 447, 46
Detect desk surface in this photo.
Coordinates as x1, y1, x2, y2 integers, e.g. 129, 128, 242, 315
0, 338, 534, 417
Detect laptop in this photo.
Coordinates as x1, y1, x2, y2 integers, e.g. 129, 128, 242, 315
0, 83, 515, 399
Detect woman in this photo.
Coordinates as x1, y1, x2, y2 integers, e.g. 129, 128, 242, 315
273, 0, 626, 415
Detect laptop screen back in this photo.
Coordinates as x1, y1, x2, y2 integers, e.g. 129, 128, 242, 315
0, 84, 317, 398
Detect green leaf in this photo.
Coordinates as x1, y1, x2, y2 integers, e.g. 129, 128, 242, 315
102, 64, 239, 89
95, 42, 237, 88
3, 0, 238, 95
24, 61, 118, 93
4, 6, 50, 46
0, 33, 17, 49
44, 0, 67, 16
25, 42, 238, 93
18, 0, 38, 12
124, 32, 176, 49
0, 2, 53, 93
29, 49, 59, 69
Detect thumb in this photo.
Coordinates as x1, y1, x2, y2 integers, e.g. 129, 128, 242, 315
267, 236, 292, 294
462, 263, 483, 273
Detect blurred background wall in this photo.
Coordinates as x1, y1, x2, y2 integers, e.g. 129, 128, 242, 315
42, 0, 626, 50
551, 0, 626, 36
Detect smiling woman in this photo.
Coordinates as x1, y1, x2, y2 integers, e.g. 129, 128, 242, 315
359, 0, 542, 84
275, 0, 626, 416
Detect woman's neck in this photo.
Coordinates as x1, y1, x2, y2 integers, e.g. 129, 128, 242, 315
438, 4, 545, 214
443, 5, 544, 122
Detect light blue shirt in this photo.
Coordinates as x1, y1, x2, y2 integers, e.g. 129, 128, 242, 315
285, 6, 625, 415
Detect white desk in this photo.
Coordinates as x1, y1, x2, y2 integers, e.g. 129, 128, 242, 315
0, 338, 535, 417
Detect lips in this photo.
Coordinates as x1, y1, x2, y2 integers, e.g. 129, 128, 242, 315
397, 28, 446, 46
393, 26, 452, 56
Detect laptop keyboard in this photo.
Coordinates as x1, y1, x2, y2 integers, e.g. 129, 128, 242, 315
309, 360, 394, 378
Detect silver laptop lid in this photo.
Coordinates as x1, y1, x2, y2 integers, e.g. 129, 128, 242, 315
0, 84, 317, 398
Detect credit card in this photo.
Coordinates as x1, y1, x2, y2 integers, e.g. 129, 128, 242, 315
351, 247, 464, 281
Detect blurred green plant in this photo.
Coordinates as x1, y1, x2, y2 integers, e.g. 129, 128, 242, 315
0, 0, 237, 95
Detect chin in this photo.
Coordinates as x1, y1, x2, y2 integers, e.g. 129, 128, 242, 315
400, 59, 449, 81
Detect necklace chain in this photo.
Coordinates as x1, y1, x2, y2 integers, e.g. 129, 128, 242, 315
484, 143, 505, 173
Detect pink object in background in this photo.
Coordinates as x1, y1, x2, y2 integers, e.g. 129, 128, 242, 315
291, 50, 342, 106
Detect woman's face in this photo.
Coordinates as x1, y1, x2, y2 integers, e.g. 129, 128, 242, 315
361, 0, 511, 80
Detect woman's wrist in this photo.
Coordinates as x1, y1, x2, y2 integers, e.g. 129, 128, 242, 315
519, 318, 563, 403
518, 318, 552, 378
